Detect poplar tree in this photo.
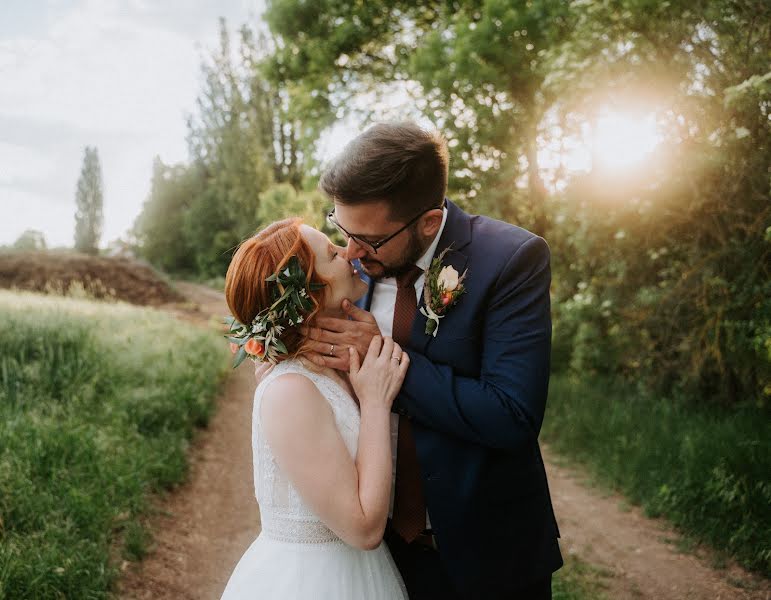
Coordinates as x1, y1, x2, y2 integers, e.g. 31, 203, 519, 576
74, 146, 104, 254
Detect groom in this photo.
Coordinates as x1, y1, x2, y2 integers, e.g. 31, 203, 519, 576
304, 121, 562, 599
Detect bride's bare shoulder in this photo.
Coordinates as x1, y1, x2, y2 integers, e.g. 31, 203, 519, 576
260, 372, 333, 433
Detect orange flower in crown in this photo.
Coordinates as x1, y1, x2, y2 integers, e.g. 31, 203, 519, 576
244, 338, 265, 357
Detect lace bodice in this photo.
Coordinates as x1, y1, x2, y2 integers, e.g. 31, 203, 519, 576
252, 359, 361, 543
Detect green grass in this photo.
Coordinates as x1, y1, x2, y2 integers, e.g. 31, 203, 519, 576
553, 554, 609, 600
542, 374, 771, 577
0, 290, 227, 598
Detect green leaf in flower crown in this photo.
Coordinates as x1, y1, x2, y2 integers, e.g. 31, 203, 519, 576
225, 315, 244, 332
270, 288, 292, 310
233, 346, 248, 369
274, 338, 288, 354
225, 336, 248, 346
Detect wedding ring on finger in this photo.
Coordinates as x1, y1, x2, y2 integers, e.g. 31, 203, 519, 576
328, 344, 335, 357
391, 354, 401, 362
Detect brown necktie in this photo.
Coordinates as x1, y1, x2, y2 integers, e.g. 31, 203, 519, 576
391, 265, 426, 542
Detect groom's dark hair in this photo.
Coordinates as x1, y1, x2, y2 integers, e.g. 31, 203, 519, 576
318, 121, 449, 222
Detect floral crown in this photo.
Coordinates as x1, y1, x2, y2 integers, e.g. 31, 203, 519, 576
225, 255, 325, 367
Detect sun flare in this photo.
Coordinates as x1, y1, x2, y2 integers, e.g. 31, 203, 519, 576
536, 107, 663, 191
592, 111, 660, 169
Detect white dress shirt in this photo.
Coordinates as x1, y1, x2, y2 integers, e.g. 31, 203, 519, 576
369, 206, 448, 526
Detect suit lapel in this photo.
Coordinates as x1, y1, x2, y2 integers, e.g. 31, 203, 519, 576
411, 199, 472, 355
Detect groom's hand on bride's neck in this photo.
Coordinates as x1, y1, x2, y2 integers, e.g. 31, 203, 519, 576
301, 299, 381, 371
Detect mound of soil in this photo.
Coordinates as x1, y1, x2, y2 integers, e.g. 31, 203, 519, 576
0, 250, 185, 306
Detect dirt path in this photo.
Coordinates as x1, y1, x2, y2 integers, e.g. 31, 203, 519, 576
118, 282, 260, 599
545, 450, 769, 599
119, 282, 769, 599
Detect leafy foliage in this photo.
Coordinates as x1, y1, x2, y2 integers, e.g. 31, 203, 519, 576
132, 158, 201, 275
263, 0, 770, 406
12, 230, 46, 251
545, 1, 771, 405
133, 19, 330, 279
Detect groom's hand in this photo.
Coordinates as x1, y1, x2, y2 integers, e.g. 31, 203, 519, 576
302, 299, 381, 371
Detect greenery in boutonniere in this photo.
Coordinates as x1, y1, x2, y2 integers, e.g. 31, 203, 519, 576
420, 247, 468, 337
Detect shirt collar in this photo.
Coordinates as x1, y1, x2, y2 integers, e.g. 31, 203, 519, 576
416, 205, 449, 272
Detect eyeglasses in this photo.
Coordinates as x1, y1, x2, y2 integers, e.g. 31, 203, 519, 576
326, 204, 440, 255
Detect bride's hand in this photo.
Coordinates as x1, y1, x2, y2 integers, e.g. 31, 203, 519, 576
348, 336, 409, 410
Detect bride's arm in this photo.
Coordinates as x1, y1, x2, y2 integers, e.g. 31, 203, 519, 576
260, 336, 408, 550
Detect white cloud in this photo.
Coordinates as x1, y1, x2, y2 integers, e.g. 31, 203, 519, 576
2, 188, 74, 247
0, 2, 201, 135
0, 141, 56, 182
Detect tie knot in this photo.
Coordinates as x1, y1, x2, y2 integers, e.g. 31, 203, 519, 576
396, 265, 423, 289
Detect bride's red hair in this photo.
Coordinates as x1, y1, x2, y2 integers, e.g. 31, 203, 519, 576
225, 218, 328, 361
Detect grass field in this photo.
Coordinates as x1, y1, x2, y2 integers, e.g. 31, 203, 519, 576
542, 374, 771, 577
0, 290, 227, 598
553, 554, 608, 600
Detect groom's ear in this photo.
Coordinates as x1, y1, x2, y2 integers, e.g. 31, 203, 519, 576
419, 208, 444, 239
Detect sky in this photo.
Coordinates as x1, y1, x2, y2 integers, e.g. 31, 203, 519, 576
0, 0, 267, 248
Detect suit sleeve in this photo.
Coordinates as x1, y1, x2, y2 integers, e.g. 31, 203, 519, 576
394, 235, 552, 451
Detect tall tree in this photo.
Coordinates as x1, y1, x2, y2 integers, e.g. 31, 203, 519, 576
183, 20, 274, 276
179, 19, 325, 277
132, 157, 200, 275
74, 146, 104, 254
542, 0, 771, 404
264, 0, 576, 233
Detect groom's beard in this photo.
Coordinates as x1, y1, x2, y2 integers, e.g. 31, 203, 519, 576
359, 228, 426, 280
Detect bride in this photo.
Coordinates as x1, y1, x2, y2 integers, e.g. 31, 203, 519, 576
220, 218, 409, 599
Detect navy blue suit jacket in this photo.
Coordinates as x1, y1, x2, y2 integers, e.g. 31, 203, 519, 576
356, 199, 562, 597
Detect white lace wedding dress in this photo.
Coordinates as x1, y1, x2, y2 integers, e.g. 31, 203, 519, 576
221, 359, 408, 599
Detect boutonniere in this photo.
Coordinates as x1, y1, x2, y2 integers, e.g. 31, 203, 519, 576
419, 247, 468, 337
